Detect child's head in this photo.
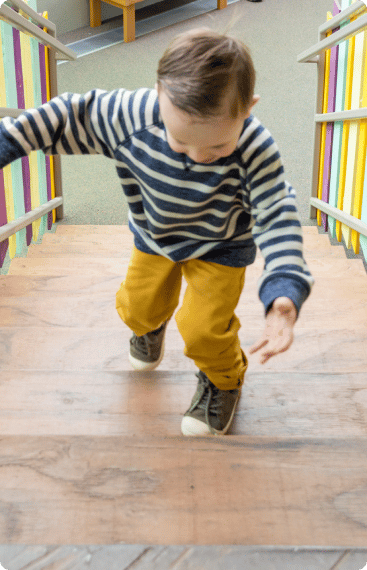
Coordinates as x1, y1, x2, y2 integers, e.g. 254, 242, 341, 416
156, 28, 259, 164
156, 28, 256, 119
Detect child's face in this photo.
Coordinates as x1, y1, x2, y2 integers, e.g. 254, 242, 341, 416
157, 86, 259, 164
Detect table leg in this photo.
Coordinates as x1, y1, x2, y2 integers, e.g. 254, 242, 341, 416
123, 4, 136, 42
89, 0, 102, 27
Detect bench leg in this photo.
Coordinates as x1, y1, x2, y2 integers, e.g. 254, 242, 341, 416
123, 4, 136, 42
89, 0, 102, 27
217, 0, 227, 9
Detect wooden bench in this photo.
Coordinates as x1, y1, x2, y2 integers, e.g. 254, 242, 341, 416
89, 0, 228, 43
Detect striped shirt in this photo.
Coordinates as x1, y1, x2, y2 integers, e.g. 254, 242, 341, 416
0, 87, 314, 313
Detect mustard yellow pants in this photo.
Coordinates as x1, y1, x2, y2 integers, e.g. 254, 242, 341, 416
116, 246, 248, 390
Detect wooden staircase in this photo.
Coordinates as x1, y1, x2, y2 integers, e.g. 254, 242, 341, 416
1, 224, 367, 547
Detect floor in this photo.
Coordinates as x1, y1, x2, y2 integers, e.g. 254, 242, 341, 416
2, 0, 367, 567
1, 226, 367, 567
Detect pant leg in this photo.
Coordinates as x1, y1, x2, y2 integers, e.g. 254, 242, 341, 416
175, 259, 248, 390
116, 246, 182, 336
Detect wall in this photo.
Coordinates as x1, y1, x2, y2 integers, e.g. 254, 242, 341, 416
35, 0, 162, 35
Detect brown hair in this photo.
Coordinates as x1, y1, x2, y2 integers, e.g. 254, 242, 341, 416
156, 28, 256, 118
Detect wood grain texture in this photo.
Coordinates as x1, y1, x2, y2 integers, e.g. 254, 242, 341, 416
0, 370, 367, 438
0, 224, 366, 548
1, 435, 367, 546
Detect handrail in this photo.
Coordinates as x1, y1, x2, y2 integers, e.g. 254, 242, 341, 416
1, 0, 56, 32
298, 11, 367, 63
0, 198, 63, 243
0, 0, 77, 254
298, 0, 367, 257
310, 198, 367, 238
0, 107, 26, 118
0, 1, 77, 61
318, 0, 365, 34
315, 108, 367, 122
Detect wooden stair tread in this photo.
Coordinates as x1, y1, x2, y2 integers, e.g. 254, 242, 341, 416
7, 257, 131, 276
6, 255, 366, 278
54, 224, 132, 235
1, 287, 366, 328
55, 224, 319, 235
0, 433, 367, 546
1, 326, 366, 374
1, 223, 367, 548
0, 369, 366, 437
0, 274, 125, 297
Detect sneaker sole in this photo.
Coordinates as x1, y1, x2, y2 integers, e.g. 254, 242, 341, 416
129, 339, 165, 371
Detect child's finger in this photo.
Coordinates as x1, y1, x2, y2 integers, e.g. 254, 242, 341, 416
248, 337, 268, 354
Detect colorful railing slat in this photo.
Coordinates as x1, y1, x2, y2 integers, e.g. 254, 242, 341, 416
0, 23, 9, 266
335, 6, 356, 242
2, 13, 27, 258
0, 1, 54, 269
351, 34, 367, 254
0, 16, 18, 260
360, 160, 367, 259
38, 15, 53, 230
13, 23, 33, 247
321, 3, 340, 233
316, 0, 367, 264
342, 0, 366, 249
328, 0, 351, 239
318, 12, 333, 229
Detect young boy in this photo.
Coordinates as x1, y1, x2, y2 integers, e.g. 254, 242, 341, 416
0, 28, 314, 436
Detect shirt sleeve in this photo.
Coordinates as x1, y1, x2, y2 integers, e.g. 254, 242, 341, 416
0, 88, 133, 169
244, 119, 314, 316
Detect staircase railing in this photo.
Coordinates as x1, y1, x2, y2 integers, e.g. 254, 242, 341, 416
0, 0, 77, 269
298, 0, 367, 262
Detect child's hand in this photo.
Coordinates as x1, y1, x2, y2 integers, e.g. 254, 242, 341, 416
249, 297, 297, 364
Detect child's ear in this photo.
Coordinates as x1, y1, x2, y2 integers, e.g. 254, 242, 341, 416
244, 95, 260, 118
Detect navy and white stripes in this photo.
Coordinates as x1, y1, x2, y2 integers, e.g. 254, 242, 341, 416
0, 87, 314, 312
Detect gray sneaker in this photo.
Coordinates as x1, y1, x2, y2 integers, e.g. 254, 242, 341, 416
129, 321, 167, 371
181, 370, 241, 436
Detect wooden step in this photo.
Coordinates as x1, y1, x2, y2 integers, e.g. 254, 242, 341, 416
1, 326, 366, 374
54, 224, 131, 235
0, 274, 125, 297
7, 257, 131, 276
1, 280, 366, 329
1, 223, 367, 551
27, 231, 134, 258
0, 433, 367, 546
30, 228, 342, 257
0, 369, 366, 438
2, 264, 366, 298
6, 249, 366, 277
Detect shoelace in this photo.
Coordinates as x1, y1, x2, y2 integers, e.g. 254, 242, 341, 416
130, 322, 166, 357
192, 373, 229, 434
130, 332, 157, 357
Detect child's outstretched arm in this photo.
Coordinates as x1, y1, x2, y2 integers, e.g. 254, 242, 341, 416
249, 296, 297, 364
241, 117, 314, 355
0, 88, 150, 169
